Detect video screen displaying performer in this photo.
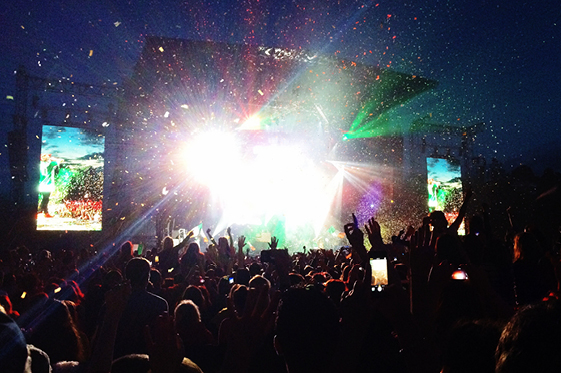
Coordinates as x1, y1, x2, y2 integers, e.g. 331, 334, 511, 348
36, 125, 104, 231
426, 157, 463, 232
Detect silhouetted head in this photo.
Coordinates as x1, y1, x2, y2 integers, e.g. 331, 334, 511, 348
0, 312, 28, 373
496, 300, 561, 373
125, 258, 151, 289
120, 241, 133, 259
162, 236, 174, 251
175, 300, 202, 333
182, 285, 204, 310
442, 320, 502, 373
186, 242, 200, 255
430, 210, 448, 231
234, 268, 250, 286
275, 287, 340, 373
249, 275, 270, 293
149, 269, 162, 288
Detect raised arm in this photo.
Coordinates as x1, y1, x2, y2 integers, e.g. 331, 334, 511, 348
449, 187, 473, 233
87, 282, 131, 373
205, 227, 218, 246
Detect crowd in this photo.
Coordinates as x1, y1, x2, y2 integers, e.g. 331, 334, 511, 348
2, 188, 561, 373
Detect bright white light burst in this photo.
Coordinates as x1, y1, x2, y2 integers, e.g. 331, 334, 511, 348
181, 131, 339, 239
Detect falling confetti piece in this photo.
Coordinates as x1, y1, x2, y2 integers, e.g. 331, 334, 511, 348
6, 95, 14, 100
89, 50, 93, 57
114, 21, 121, 27
159, 46, 164, 52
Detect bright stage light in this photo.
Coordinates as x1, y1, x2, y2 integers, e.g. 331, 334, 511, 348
179, 131, 343, 246
182, 130, 241, 187
239, 116, 261, 130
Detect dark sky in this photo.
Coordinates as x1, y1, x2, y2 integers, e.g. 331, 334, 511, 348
1, 0, 560, 195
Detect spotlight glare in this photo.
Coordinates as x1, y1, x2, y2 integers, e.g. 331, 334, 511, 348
240, 116, 261, 130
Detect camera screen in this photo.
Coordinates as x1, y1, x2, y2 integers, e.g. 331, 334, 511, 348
370, 257, 388, 288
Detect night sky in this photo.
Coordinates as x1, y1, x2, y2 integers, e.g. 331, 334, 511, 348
1, 0, 560, 196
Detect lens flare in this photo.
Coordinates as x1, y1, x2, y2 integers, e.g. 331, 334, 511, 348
180, 130, 342, 245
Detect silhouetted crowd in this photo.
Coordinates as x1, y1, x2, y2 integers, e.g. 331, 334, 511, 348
2, 188, 561, 373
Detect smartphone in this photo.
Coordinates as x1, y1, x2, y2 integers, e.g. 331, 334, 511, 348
228, 276, 235, 284
451, 269, 468, 280
369, 251, 389, 292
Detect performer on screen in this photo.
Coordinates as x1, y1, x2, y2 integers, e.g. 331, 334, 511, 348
38, 153, 62, 218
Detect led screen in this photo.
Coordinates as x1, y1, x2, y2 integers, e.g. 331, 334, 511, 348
427, 157, 463, 232
37, 125, 104, 231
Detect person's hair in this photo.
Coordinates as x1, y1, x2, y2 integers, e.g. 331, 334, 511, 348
186, 242, 200, 255
249, 262, 262, 276
249, 275, 270, 292
230, 284, 248, 315
234, 268, 250, 285
26, 299, 86, 364
103, 269, 123, 289
150, 269, 162, 287
125, 257, 151, 288
496, 300, 561, 373
175, 300, 202, 332
181, 243, 202, 267
120, 241, 133, 257
275, 286, 340, 372
181, 285, 204, 310
442, 320, 502, 373
111, 354, 151, 373
324, 279, 346, 307
111, 354, 201, 373
162, 236, 174, 251
288, 273, 305, 287
430, 210, 448, 229
513, 232, 540, 262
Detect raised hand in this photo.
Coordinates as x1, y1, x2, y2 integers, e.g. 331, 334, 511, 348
409, 223, 436, 277
237, 235, 247, 267
269, 236, 279, 250
87, 281, 131, 373
227, 226, 235, 250
220, 287, 280, 372
364, 217, 384, 251
144, 313, 183, 373
344, 214, 367, 263
238, 235, 246, 252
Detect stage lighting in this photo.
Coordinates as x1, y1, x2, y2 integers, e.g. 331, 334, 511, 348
182, 130, 241, 186
240, 116, 261, 130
